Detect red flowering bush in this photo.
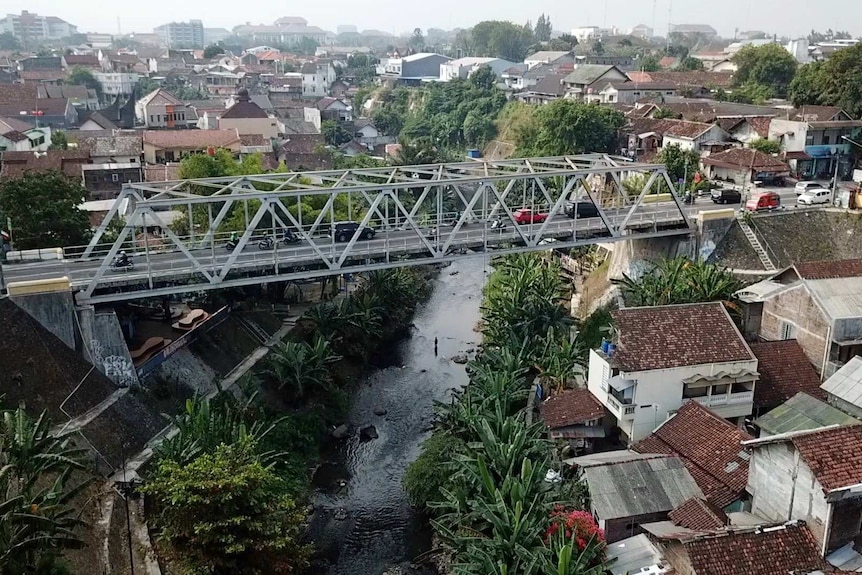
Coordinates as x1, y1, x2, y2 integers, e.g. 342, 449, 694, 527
546, 505, 605, 551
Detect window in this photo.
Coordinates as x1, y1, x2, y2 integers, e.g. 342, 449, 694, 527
111, 174, 119, 182
780, 321, 796, 340
823, 134, 831, 145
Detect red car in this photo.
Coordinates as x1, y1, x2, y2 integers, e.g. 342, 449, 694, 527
513, 209, 548, 224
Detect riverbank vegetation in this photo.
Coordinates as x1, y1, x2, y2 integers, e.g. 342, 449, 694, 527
404, 254, 607, 574
141, 267, 430, 574
613, 256, 742, 309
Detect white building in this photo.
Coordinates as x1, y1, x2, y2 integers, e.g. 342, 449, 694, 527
93, 72, 140, 96
587, 303, 758, 443
0, 11, 77, 42
0, 117, 50, 152
439, 57, 515, 81
301, 59, 337, 97
154, 20, 205, 48
524, 50, 573, 69
572, 26, 600, 42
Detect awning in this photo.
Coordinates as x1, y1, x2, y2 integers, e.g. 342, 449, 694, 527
785, 151, 813, 161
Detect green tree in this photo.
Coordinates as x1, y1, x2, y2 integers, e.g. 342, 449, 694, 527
142, 439, 312, 575
137, 76, 161, 95
789, 61, 826, 107
657, 144, 701, 190
470, 65, 497, 91
613, 256, 742, 308
516, 100, 625, 156
534, 14, 553, 42
749, 138, 781, 155
679, 55, 704, 71
409, 28, 425, 51
471, 20, 535, 61
0, 171, 91, 250
321, 120, 353, 146
0, 32, 20, 51
0, 407, 89, 573
592, 40, 605, 55
203, 43, 225, 59
66, 66, 102, 96
809, 43, 862, 118
49, 130, 68, 150
639, 54, 661, 71
731, 43, 798, 97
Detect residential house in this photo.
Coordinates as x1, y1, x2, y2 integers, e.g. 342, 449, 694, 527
353, 118, 392, 147
524, 51, 574, 69
701, 148, 791, 186
0, 117, 50, 152
439, 57, 515, 81
599, 82, 678, 105
737, 260, 862, 378
81, 163, 143, 200
645, 518, 829, 574
587, 303, 758, 443
338, 140, 367, 157
135, 88, 189, 129
514, 63, 564, 92
768, 106, 862, 181
754, 391, 859, 436
821, 356, 862, 419
561, 64, 628, 101
538, 388, 605, 452
745, 424, 862, 555
627, 70, 735, 93
301, 59, 337, 97
749, 340, 826, 415
716, 115, 772, 145
624, 117, 728, 156
0, 149, 90, 181
76, 133, 142, 165
515, 73, 568, 105
632, 401, 752, 510
39, 85, 99, 112
93, 72, 140, 96
78, 111, 119, 131
0, 98, 77, 129
61, 54, 101, 71
567, 451, 703, 542
219, 89, 279, 139
381, 53, 451, 85
277, 133, 330, 170
303, 97, 351, 131
142, 129, 241, 163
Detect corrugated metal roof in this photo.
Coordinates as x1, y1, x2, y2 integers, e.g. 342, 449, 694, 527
755, 392, 859, 435
807, 277, 862, 320
582, 455, 703, 520
821, 356, 862, 407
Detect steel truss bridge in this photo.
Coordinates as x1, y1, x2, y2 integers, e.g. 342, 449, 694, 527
5, 155, 697, 304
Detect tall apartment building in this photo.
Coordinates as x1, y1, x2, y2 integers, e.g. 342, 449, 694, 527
0, 11, 77, 43
154, 20, 204, 48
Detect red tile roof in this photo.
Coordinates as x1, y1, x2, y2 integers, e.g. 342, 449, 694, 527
632, 402, 753, 508
611, 303, 753, 372
668, 497, 729, 531
791, 425, 862, 492
0, 150, 90, 179
627, 117, 715, 139
682, 522, 826, 575
539, 388, 605, 429
142, 129, 241, 150
0, 84, 38, 105
749, 340, 824, 409
794, 259, 862, 280
702, 148, 789, 171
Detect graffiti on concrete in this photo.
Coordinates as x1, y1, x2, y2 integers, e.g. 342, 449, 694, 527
90, 339, 136, 387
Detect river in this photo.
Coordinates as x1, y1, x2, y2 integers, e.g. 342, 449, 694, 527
307, 258, 488, 575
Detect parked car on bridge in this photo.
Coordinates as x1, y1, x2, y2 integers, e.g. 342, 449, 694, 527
710, 188, 742, 204
333, 221, 376, 242
513, 209, 548, 224
564, 201, 600, 219
796, 188, 831, 205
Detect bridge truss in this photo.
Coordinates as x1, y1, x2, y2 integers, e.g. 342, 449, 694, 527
75, 154, 692, 303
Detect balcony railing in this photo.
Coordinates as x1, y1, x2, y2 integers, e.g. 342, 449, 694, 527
606, 394, 636, 420
686, 391, 754, 408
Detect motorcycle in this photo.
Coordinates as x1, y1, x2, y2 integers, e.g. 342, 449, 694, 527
225, 239, 237, 251
281, 230, 301, 245
258, 235, 275, 250
683, 193, 696, 205
110, 255, 134, 271
490, 218, 506, 231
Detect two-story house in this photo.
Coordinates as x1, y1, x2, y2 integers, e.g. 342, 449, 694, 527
768, 106, 862, 181
135, 88, 189, 129
218, 89, 279, 140
624, 117, 729, 156
561, 64, 628, 101
744, 424, 862, 557
587, 303, 758, 443
439, 57, 515, 81
737, 259, 862, 379
0, 117, 51, 152
301, 59, 337, 97
598, 82, 678, 105
303, 97, 351, 132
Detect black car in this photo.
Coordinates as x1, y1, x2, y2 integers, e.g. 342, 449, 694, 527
710, 188, 742, 204
564, 201, 600, 219
333, 221, 375, 242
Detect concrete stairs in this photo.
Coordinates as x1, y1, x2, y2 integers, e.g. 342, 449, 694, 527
737, 216, 777, 272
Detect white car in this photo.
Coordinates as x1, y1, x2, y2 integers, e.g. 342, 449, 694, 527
796, 188, 831, 205
795, 181, 824, 195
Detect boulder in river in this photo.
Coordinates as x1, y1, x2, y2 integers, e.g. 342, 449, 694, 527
360, 425, 379, 441
331, 424, 349, 439
334, 507, 349, 521
374, 407, 388, 416
451, 353, 468, 364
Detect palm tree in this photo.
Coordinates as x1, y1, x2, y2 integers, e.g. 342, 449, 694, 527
265, 337, 341, 399
613, 257, 742, 309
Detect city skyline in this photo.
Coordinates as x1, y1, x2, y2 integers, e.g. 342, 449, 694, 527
4, 0, 862, 40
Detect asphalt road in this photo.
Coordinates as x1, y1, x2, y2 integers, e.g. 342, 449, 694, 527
2, 199, 730, 289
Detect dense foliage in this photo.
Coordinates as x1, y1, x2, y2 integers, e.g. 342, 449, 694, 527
731, 44, 798, 98
0, 407, 89, 574
406, 254, 607, 574
789, 43, 862, 118
613, 256, 742, 309
515, 101, 625, 157
0, 171, 91, 250
749, 138, 782, 155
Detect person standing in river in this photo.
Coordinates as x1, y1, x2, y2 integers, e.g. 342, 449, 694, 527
434, 337, 438, 356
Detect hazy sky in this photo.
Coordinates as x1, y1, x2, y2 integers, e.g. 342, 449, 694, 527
5, 0, 862, 38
